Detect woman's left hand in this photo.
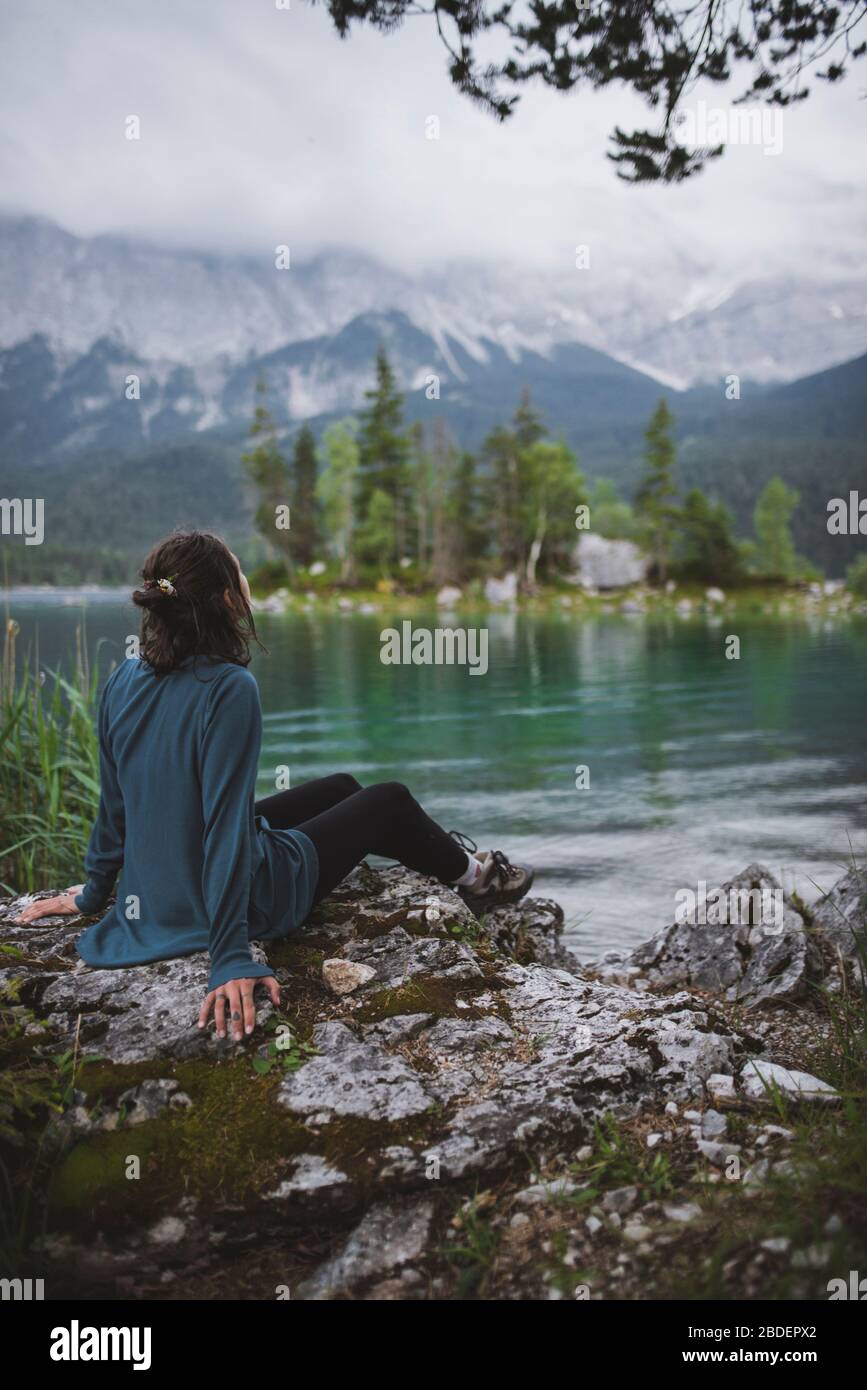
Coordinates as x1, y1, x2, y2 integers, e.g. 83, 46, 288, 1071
198, 975, 281, 1041
12, 887, 84, 923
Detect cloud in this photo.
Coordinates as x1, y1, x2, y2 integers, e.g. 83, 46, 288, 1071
0, 0, 864, 281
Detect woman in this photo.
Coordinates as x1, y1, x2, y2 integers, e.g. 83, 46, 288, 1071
15, 531, 533, 1042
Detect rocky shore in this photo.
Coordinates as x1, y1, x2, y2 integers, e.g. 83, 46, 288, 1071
0, 860, 864, 1300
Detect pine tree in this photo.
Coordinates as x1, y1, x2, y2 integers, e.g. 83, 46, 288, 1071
635, 398, 677, 583
673, 489, 743, 586
753, 477, 800, 580
428, 420, 458, 588
513, 387, 546, 451
241, 379, 293, 576
409, 421, 431, 581
317, 418, 360, 583
357, 348, 410, 570
291, 424, 320, 568
482, 390, 546, 576
589, 479, 638, 540
357, 488, 396, 579
448, 450, 487, 580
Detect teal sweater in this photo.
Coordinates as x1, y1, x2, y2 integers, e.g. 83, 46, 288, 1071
74, 656, 318, 991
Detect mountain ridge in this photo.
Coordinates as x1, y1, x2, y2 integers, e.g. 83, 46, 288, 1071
2, 211, 865, 390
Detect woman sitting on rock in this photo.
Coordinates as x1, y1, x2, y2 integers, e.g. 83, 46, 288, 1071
14, 530, 532, 1042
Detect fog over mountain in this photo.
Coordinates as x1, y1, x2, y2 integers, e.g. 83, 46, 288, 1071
1, 214, 865, 407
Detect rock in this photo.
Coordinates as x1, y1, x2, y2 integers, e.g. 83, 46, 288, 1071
0, 864, 755, 1287
296, 1198, 435, 1300
761, 1237, 791, 1254
700, 1109, 728, 1139
514, 1178, 583, 1207
341, 926, 483, 992
265, 1156, 352, 1213
378, 1146, 420, 1180
810, 867, 867, 985
602, 1186, 639, 1215
624, 863, 823, 1007
436, 585, 462, 608
706, 1073, 736, 1105
278, 1020, 434, 1123
480, 896, 580, 972
646, 1133, 663, 1148
739, 1059, 839, 1105
741, 1158, 772, 1187
483, 573, 518, 604
663, 1202, 702, 1224
574, 533, 647, 590
791, 1243, 831, 1270
0, 917, 274, 1063
423, 1016, 515, 1057
360, 1013, 433, 1045
696, 1140, 741, 1168
321, 959, 376, 995
623, 1222, 652, 1243
117, 1078, 184, 1127
147, 1216, 186, 1246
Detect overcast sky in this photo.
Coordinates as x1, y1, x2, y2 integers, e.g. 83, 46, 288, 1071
1, 0, 865, 282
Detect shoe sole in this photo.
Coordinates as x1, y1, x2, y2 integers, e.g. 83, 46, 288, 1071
459, 868, 535, 917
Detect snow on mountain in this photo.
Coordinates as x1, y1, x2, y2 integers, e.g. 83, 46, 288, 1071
0, 212, 865, 422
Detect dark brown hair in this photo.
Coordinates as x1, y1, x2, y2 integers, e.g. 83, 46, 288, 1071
132, 530, 265, 674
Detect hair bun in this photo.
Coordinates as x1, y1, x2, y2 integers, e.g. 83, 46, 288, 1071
132, 585, 167, 612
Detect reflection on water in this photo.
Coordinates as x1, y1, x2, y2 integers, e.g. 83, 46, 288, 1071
7, 596, 867, 959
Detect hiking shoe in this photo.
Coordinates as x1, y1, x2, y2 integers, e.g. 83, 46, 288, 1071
452, 842, 534, 914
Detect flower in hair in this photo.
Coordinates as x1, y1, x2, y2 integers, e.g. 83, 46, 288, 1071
144, 576, 178, 596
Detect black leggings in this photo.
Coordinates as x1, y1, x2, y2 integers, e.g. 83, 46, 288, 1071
254, 774, 468, 907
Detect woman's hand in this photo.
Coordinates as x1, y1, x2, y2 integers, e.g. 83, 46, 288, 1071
198, 975, 281, 1041
12, 887, 84, 924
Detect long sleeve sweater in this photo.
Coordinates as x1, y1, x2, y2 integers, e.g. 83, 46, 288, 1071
74, 656, 318, 991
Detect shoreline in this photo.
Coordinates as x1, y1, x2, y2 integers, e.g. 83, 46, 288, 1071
3, 581, 865, 620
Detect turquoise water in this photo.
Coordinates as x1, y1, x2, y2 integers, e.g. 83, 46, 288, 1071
7, 593, 867, 959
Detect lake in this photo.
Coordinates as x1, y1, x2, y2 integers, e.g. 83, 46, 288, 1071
6, 590, 867, 960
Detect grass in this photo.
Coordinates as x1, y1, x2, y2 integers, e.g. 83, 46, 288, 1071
0, 997, 99, 1278
0, 617, 103, 894
664, 853, 867, 1299
440, 1192, 502, 1298
572, 1113, 677, 1200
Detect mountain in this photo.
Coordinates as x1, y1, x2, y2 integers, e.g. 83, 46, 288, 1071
0, 212, 864, 582
0, 309, 672, 470
1, 212, 866, 393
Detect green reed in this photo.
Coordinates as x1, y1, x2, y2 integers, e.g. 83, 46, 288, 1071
0, 617, 102, 895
